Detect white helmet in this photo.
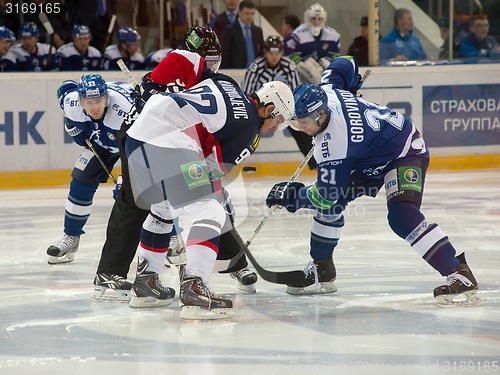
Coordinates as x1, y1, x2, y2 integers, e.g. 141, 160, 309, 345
305, 3, 327, 37
255, 81, 295, 131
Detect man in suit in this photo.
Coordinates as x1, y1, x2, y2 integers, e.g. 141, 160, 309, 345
212, 0, 239, 38
220, 0, 264, 69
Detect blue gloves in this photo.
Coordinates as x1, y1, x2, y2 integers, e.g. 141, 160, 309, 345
265, 181, 305, 213
113, 175, 123, 200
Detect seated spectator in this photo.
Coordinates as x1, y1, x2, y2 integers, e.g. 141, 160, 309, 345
57, 25, 102, 71
102, 27, 145, 70
347, 16, 369, 66
220, 0, 264, 69
1, 22, 57, 71
281, 14, 300, 46
459, 15, 500, 59
284, 3, 341, 63
379, 8, 427, 64
0, 26, 15, 63
438, 17, 460, 60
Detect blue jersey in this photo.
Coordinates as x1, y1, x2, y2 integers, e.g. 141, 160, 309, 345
0, 42, 57, 71
102, 44, 145, 70
284, 23, 340, 61
61, 82, 135, 153
56, 42, 101, 71
305, 86, 428, 207
379, 27, 428, 64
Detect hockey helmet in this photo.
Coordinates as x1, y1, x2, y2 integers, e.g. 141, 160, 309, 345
18, 22, 39, 39
117, 27, 141, 44
305, 3, 327, 37
255, 81, 295, 131
73, 24, 92, 39
293, 83, 329, 123
264, 35, 284, 53
0, 26, 15, 44
78, 74, 108, 99
183, 26, 222, 72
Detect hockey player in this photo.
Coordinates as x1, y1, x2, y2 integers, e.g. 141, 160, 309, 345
102, 27, 145, 70
46, 74, 134, 264
93, 27, 259, 303
0, 26, 15, 69
56, 25, 101, 71
265, 82, 480, 306
125, 50, 295, 319
1, 22, 57, 71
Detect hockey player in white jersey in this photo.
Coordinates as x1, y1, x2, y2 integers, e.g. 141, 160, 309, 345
125, 48, 295, 319
56, 25, 101, 71
265, 82, 480, 306
46, 74, 134, 264
102, 27, 145, 70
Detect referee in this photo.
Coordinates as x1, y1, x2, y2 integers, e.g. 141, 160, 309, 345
242, 35, 317, 169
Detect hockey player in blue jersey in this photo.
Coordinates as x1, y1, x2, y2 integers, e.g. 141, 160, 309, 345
102, 26, 145, 70
46, 74, 134, 264
0, 26, 15, 67
56, 25, 102, 71
1, 22, 57, 71
265, 81, 480, 306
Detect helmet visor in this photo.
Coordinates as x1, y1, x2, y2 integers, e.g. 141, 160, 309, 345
205, 55, 221, 72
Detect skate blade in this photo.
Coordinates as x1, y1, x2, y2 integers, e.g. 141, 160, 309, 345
180, 305, 234, 320
435, 290, 482, 306
235, 282, 256, 294
164, 252, 187, 267
91, 286, 131, 302
129, 296, 174, 308
47, 253, 75, 265
286, 281, 337, 296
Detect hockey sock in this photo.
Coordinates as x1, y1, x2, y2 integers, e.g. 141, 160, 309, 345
185, 224, 221, 284
64, 179, 99, 236
310, 213, 344, 260
138, 213, 174, 274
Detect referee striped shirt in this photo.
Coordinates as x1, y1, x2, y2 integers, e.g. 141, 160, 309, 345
241, 55, 300, 95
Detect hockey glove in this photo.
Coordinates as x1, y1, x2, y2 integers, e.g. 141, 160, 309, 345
265, 181, 305, 213
112, 175, 123, 200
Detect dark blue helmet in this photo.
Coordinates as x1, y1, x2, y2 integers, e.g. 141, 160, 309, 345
116, 27, 140, 44
73, 24, 92, 39
18, 22, 39, 39
293, 83, 329, 122
0, 26, 15, 44
77, 74, 107, 99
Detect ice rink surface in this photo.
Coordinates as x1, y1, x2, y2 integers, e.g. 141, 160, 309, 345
1, 170, 499, 375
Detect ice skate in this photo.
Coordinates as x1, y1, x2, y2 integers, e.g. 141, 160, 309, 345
46, 234, 80, 264
164, 234, 187, 267
179, 275, 233, 320
129, 257, 175, 308
230, 267, 257, 293
286, 257, 337, 295
92, 273, 132, 302
434, 253, 480, 306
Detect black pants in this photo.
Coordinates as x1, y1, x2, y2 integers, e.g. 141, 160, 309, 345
96, 121, 248, 278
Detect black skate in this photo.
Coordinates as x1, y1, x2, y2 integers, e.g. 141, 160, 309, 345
434, 253, 480, 306
92, 273, 132, 302
164, 234, 187, 267
286, 257, 337, 295
47, 234, 80, 264
129, 257, 176, 308
179, 276, 233, 320
230, 267, 257, 293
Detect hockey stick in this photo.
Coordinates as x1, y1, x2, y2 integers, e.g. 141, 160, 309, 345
117, 58, 140, 87
98, 14, 117, 69
85, 138, 118, 184
245, 145, 315, 247
361, 69, 372, 85
38, 12, 55, 69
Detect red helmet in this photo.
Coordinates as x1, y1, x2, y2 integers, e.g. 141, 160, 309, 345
183, 26, 222, 72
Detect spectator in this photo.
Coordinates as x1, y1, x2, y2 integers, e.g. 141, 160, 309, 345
281, 14, 300, 46
220, 0, 264, 69
437, 17, 460, 60
102, 26, 145, 70
284, 3, 341, 64
212, 0, 239, 38
347, 16, 369, 66
459, 15, 500, 59
241, 35, 300, 95
57, 25, 101, 71
0, 26, 15, 63
379, 8, 427, 64
1, 22, 57, 71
